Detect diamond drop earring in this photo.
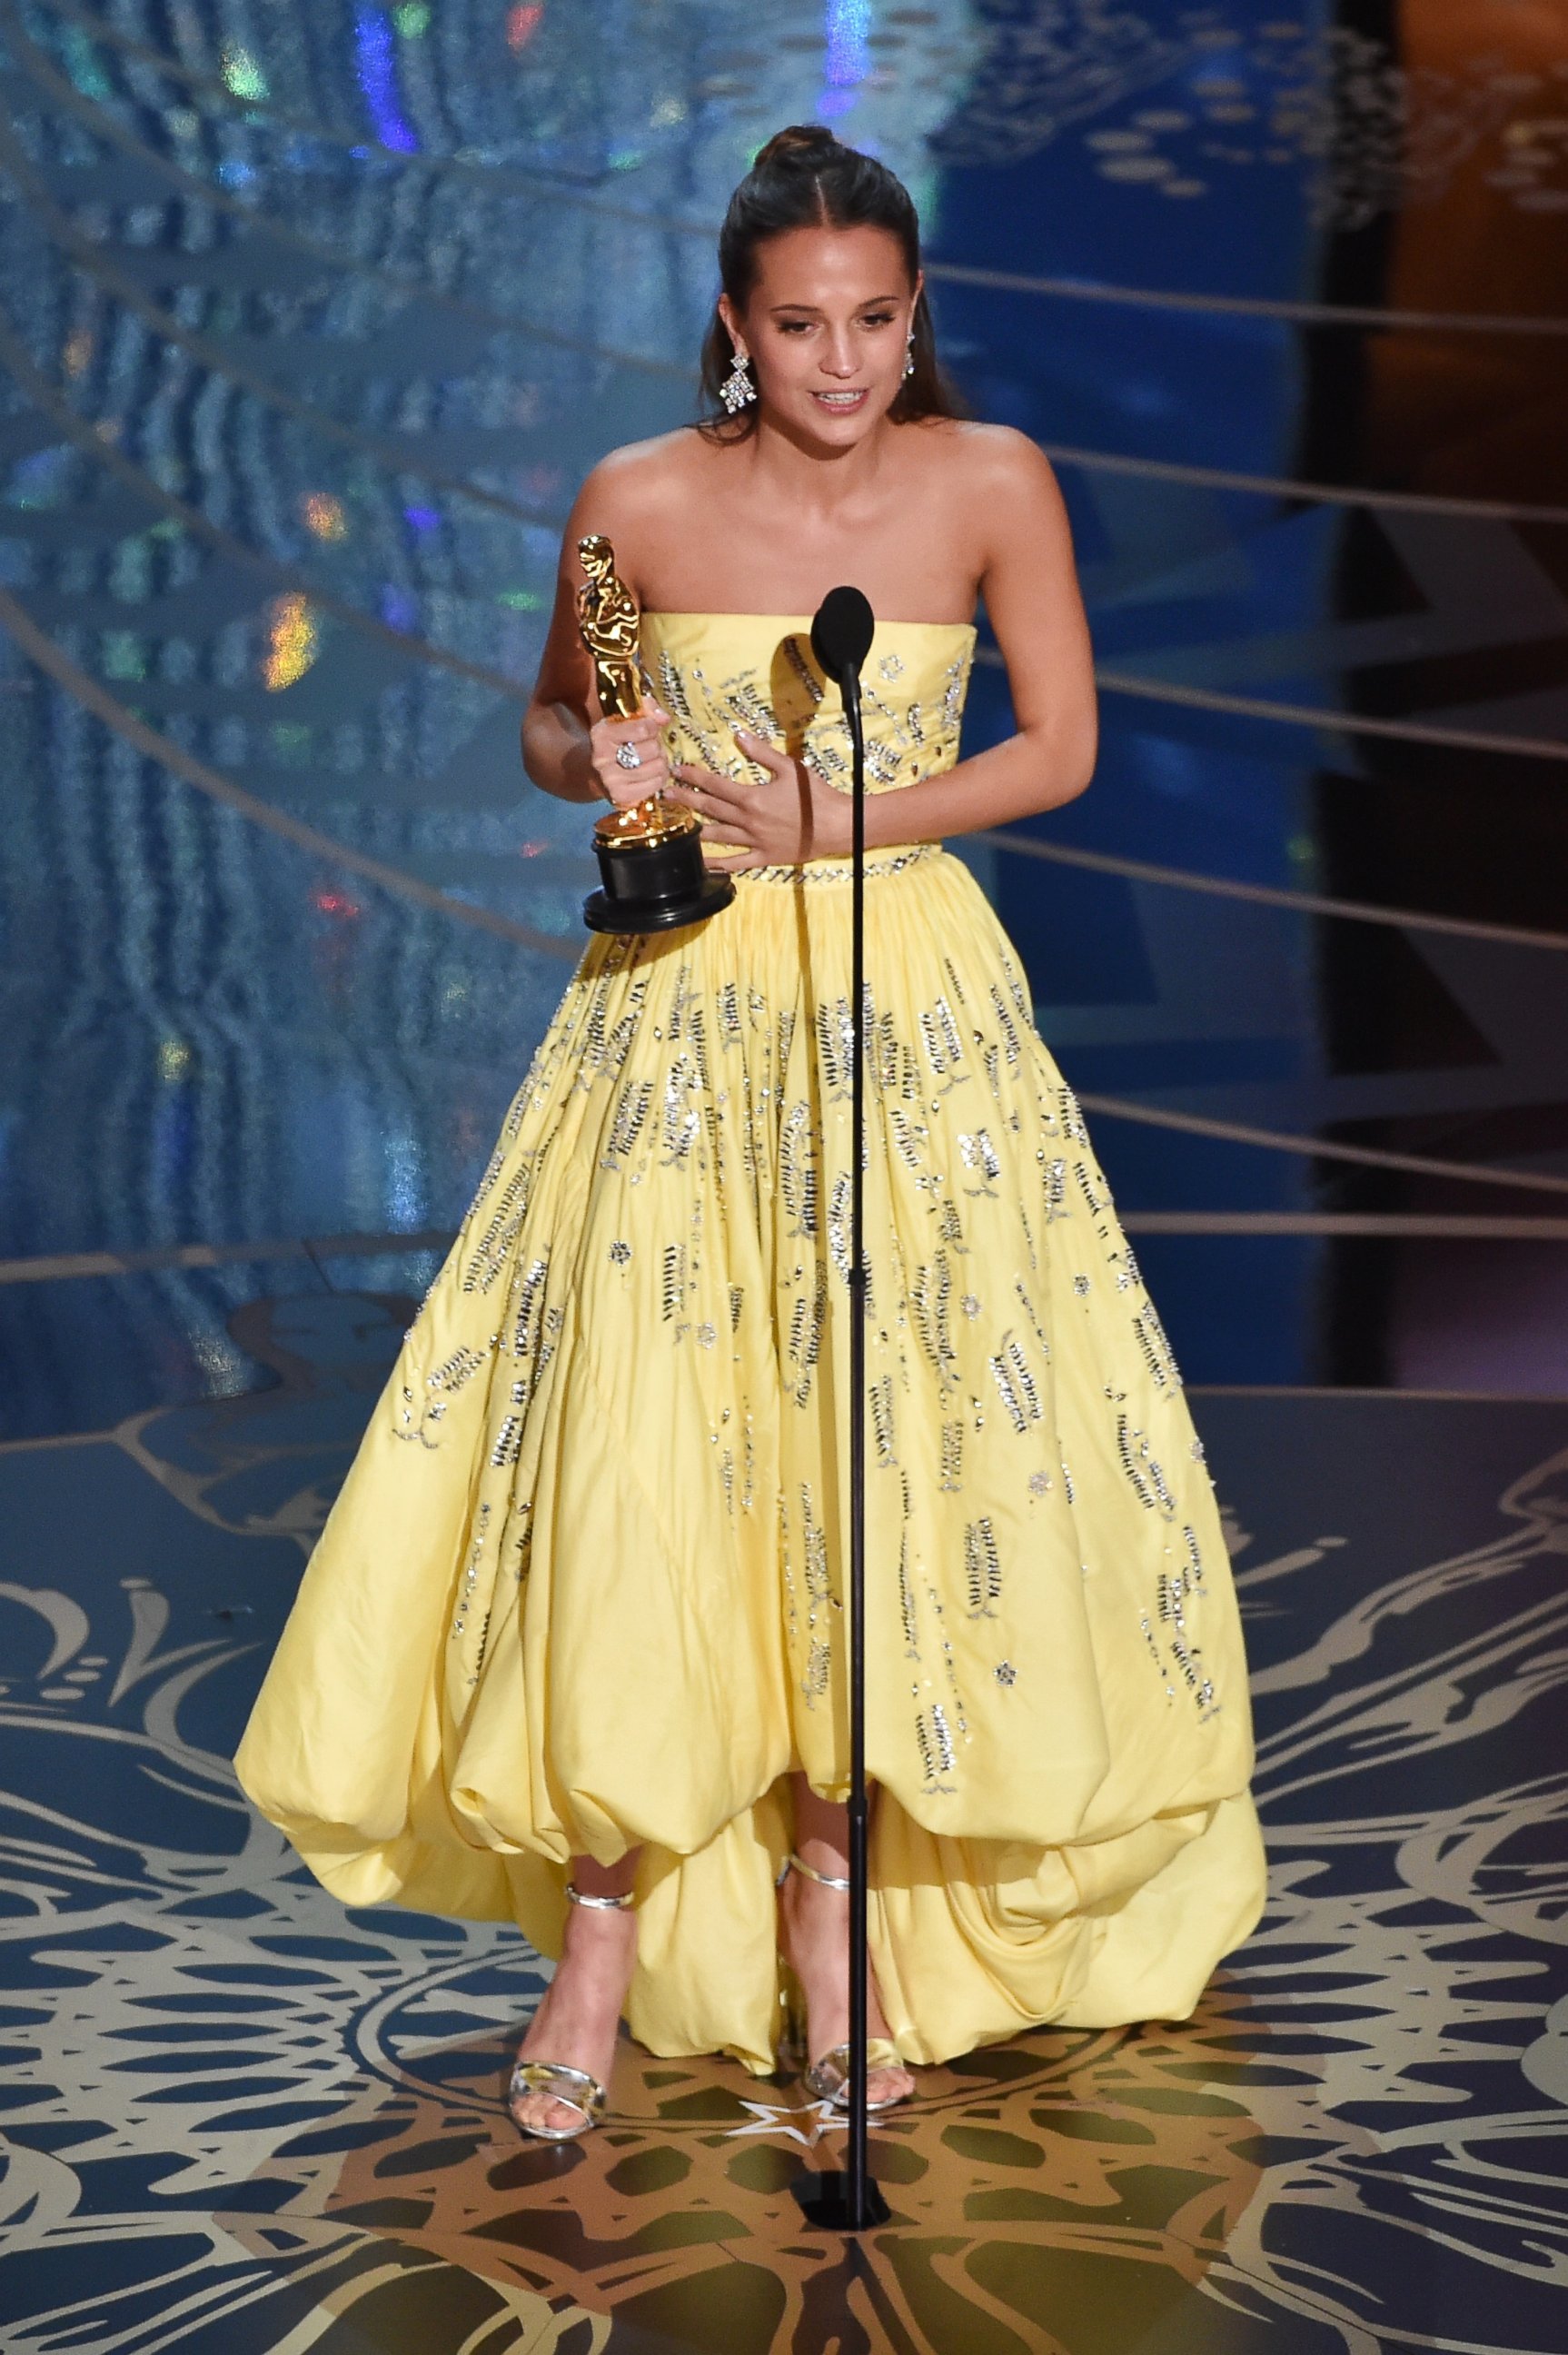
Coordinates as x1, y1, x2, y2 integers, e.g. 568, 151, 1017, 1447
902, 329, 916, 382
721, 345, 755, 413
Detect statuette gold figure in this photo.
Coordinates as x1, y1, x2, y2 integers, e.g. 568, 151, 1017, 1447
574, 534, 734, 933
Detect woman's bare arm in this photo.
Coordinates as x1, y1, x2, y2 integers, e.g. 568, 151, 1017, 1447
520, 461, 674, 806
521, 552, 600, 805
521, 472, 618, 806
860, 431, 1096, 848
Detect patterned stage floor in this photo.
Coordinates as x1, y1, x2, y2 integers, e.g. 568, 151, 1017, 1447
3, 1308, 1564, 2352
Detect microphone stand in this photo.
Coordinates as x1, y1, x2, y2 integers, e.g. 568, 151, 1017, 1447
792, 629, 891, 2237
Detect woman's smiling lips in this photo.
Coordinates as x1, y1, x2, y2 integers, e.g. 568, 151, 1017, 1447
811, 387, 869, 412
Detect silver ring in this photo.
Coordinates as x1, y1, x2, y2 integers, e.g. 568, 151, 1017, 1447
615, 741, 642, 772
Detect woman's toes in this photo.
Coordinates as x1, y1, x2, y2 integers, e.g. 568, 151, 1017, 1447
868, 2063, 916, 2104
511, 2090, 585, 2135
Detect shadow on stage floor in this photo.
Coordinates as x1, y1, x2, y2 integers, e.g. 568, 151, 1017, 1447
1, 1290, 1563, 2353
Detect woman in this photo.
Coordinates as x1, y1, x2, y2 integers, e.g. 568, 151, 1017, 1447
235, 125, 1266, 2142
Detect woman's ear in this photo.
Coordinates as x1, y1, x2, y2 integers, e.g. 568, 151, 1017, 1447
716, 293, 744, 354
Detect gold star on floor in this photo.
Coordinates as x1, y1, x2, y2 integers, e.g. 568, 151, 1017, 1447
722, 2096, 846, 2147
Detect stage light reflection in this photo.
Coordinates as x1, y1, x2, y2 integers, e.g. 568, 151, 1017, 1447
302, 492, 349, 542
221, 45, 269, 102
353, 5, 420, 154
264, 595, 320, 691
823, 0, 870, 118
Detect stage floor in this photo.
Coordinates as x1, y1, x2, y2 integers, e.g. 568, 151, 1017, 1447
2, 1295, 1563, 2353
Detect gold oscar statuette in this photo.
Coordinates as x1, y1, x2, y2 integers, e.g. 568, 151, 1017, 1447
576, 533, 735, 935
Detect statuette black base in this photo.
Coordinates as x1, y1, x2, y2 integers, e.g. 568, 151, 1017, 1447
583, 826, 735, 935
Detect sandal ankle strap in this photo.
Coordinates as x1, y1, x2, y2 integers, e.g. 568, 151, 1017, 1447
784, 1849, 853, 1893
565, 1882, 635, 1910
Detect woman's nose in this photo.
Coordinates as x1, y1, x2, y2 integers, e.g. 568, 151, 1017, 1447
819, 332, 858, 377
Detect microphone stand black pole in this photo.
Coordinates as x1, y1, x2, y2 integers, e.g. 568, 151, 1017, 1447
793, 597, 891, 2236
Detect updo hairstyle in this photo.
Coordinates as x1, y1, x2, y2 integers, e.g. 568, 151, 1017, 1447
697, 124, 965, 438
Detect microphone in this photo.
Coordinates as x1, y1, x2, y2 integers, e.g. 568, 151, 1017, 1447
794, 582, 890, 2234
810, 586, 875, 689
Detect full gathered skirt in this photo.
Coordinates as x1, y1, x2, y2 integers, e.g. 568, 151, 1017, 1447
236, 846, 1266, 2072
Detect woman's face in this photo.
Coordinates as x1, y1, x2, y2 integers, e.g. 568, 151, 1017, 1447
720, 224, 919, 446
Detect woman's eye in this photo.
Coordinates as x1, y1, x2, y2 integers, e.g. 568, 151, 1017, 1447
772, 317, 896, 333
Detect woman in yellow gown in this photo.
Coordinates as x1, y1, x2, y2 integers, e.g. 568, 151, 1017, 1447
235, 124, 1266, 2140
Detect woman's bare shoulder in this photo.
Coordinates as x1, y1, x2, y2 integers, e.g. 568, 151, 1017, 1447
915, 417, 1058, 493
577, 428, 715, 515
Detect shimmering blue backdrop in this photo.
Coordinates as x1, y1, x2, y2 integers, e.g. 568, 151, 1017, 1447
2, 1, 1565, 1425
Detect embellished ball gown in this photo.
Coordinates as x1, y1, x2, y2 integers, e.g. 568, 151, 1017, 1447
235, 611, 1267, 2074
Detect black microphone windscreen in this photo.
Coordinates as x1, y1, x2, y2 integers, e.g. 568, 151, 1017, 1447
810, 586, 875, 682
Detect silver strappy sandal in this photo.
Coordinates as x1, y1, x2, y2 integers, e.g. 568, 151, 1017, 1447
778, 1851, 911, 2112
508, 1883, 634, 2142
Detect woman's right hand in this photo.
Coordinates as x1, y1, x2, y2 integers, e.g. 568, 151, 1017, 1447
587, 705, 673, 807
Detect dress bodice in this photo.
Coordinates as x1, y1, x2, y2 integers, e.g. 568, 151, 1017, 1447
639, 611, 977, 797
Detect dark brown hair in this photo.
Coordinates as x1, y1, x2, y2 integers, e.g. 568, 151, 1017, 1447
697, 124, 966, 441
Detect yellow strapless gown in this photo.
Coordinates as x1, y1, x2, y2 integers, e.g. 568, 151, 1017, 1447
235, 613, 1266, 2073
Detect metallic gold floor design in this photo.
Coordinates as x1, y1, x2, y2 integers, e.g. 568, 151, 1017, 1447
1, 1293, 1564, 2352
252, 2003, 1271, 2352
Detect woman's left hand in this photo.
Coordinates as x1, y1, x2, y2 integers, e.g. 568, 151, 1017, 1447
663, 730, 851, 869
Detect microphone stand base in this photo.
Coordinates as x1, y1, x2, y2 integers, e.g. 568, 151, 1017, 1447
790, 2169, 891, 2233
